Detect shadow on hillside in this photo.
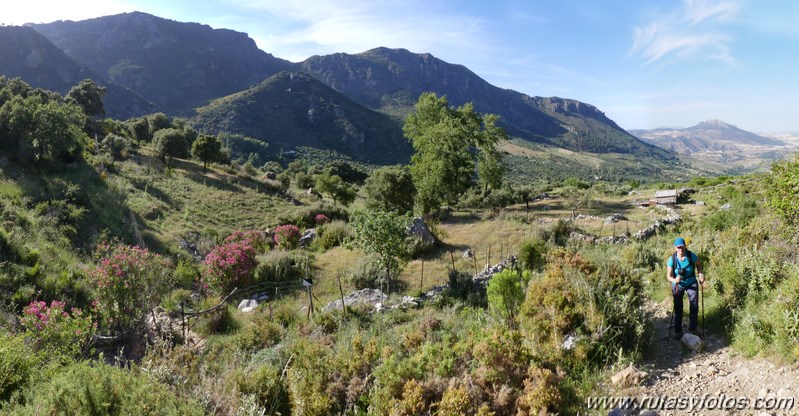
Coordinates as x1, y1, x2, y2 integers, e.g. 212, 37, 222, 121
185, 171, 244, 193
144, 184, 176, 207
585, 200, 637, 215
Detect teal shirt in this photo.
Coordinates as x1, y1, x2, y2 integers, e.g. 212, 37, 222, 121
668, 251, 699, 288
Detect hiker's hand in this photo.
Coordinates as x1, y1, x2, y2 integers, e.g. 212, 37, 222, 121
698, 273, 705, 285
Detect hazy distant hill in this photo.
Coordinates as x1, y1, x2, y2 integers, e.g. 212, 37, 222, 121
30, 12, 294, 115
630, 119, 795, 170
0, 26, 156, 118
191, 72, 411, 164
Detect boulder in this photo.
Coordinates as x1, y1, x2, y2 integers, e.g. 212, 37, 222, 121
681, 332, 704, 351
610, 365, 647, 387
238, 299, 258, 313
299, 228, 317, 247
408, 217, 436, 251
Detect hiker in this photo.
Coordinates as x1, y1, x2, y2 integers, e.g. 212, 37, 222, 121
666, 237, 704, 339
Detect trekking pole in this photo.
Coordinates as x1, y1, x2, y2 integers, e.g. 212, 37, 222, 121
699, 273, 705, 337
667, 285, 675, 341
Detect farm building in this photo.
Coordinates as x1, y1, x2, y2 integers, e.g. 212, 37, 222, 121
653, 189, 678, 205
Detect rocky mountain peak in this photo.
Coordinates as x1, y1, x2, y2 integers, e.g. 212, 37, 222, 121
694, 119, 735, 130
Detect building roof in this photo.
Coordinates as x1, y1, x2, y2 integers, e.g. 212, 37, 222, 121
655, 189, 678, 198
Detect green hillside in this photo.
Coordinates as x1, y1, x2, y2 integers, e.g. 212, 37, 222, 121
191, 72, 412, 165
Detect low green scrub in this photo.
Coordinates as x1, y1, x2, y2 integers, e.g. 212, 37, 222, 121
10, 361, 204, 415
311, 220, 351, 251
0, 335, 43, 402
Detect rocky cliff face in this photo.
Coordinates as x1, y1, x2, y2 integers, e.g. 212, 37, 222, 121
0, 26, 156, 118
301, 47, 670, 158
3, 13, 673, 161
31, 12, 294, 115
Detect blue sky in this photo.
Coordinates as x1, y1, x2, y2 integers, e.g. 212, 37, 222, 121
4, 0, 798, 132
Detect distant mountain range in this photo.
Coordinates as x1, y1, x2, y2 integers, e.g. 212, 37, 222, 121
1, 11, 672, 167
630, 120, 797, 170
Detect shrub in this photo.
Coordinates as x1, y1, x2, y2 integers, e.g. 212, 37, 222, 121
101, 133, 131, 160
254, 250, 298, 283
314, 214, 329, 225
274, 224, 301, 250
312, 220, 351, 251
516, 366, 563, 414
174, 257, 201, 289
518, 238, 547, 271
194, 298, 236, 336
20, 300, 95, 358
88, 242, 172, 337
203, 239, 258, 295
347, 254, 389, 289
12, 361, 205, 415
224, 229, 270, 253
0, 334, 42, 401
487, 270, 528, 326
275, 203, 349, 229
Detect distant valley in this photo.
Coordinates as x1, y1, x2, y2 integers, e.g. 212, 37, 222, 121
630, 120, 799, 172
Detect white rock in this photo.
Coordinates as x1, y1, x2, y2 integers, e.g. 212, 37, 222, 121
681, 333, 704, 351
238, 299, 258, 312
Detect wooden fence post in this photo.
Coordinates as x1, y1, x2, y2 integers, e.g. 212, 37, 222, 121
337, 273, 347, 315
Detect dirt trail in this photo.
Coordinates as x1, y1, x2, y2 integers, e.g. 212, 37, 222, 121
612, 300, 799, 416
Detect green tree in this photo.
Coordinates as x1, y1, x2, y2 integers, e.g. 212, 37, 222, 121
191, 134, 221, 170
315, 172, 357, 206
126, 117, 150, 142
765, 154, 799, 226
487, 269, 527, 327
325, 161, 368, 184
403, 92, 507, 215
348, 210, 412, 291
65, 79, 107, 119
153, 128, 189, 160
363, 165, 416, 214
0, 94, 86, 166
147, 112, 171, 136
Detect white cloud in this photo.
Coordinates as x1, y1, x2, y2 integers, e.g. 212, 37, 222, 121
0, 0, 137, 25
682, 0, 738, 25
630, 0, 739, 65
221, 0, 490, 62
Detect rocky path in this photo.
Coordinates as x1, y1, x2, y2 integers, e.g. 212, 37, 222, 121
609, 300, 799, 416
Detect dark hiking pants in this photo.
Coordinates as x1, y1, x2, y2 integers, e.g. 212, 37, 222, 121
673, 284, 699, 332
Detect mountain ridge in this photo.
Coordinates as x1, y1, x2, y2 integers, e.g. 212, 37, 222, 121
1, 12, 676, 169
630, 119, 795, 171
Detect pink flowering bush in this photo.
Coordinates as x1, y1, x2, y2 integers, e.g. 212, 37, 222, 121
273, 224, 301, 250
314, 214, 330, 225
224, 229, 269, 253
21, 300, 95, 358
203, 238, 258, 295
87, 242, 172, 336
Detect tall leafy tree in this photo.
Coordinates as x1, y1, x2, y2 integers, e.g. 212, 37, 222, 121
66, 79, 107, 119
403, 92, 507, 215
363, 165, 416, 214
191, 134, 221, 170
0, 92, 85, 166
